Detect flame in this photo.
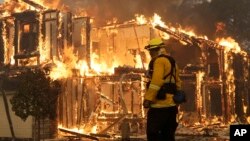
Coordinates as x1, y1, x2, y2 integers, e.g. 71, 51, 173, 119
150, 13, 166, 28
135, 14, 147, 25
1, 0, 30, 16
137, 13, 205, 41
48, 46, 120, 80
1, 0, 61, 15
2, 21, 8, 64
243, 105, 247, 114
58, 124, 99, 135
107, 17, 118, 25
49, 47, 77, 80
38, 12, 50, 63
49, 59, 72, 80
76, 60, 90, 76
91, 125, 98, 134
90, 52, 120, 75
196, 71, 205, 115
247, 117, 250, 124
58, 125, 86, 134
134, 53, 143, 68
217, 37, 239, 121
216, 37, 247, 56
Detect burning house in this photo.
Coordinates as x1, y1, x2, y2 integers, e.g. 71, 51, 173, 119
0, 0, 250, 140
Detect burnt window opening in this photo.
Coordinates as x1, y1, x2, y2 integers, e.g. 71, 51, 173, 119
20, 23, 38, 53
44, 12, 58, 20
23, 24, 30, 33
207, 48, 220, 79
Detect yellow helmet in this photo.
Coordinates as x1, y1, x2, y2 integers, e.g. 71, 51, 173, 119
145, 38, 165, 50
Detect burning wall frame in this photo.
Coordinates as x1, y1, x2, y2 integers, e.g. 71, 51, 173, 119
0, 9, 91, 66
0, 8, 93, 139
0, 21, 3, 64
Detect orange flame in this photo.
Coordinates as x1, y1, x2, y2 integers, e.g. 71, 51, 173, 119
135, 14, 147, 25
216, 37, 247, 55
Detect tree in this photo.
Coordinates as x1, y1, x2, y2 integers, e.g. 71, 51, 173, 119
10, 68, 61, 141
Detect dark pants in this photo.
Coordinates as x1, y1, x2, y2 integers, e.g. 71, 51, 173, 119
146, 106, 178, 141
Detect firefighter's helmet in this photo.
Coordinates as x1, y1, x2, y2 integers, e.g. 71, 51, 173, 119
145, 38, 165, 50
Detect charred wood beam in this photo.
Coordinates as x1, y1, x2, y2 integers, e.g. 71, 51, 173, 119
58, 128, 99, 141
21, 0, 46, 11
14, 51, 40, 59
154, 25, 224, 50
99, 114, 126, 134
155, 25, 196, 45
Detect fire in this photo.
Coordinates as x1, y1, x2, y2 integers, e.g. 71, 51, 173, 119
135, 14, 147, 25
135, 53, 143, 68
58, 125, 86, 134
58, 124, 99, 136
150, 13, 166, 28
48, 46, 120, 80
1, 0, 61, 15
2, 21, 8, 64
90, 52, 117, 75
76, 60, 90, 76
49, 59, 72, 80
49, 47, 77, 80
91, 125, 98, 134
243, 105, 247, 114
216, 37, 245, 54
1, 0, 29, 16
247, 117, 250, 124
134, 14, 248, 125
196, 71, 205, 116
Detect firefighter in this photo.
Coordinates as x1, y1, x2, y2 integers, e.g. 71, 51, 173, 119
143, 37, 182, 141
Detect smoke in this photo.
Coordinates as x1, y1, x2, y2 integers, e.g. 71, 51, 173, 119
56, 0, 218, 36
84, 0, 250, 46
59, 0, 184, 26
31, 0, 248, 51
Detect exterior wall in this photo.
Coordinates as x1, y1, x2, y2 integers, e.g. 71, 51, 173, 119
91, 24, 152, 68
0, 92, 32, 138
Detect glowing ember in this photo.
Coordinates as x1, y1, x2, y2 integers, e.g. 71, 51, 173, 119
2, 21, 8, 64
58, 125, 86, 134
196, 71, 205, 117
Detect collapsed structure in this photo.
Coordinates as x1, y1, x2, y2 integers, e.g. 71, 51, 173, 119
0, 0, 249, 140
